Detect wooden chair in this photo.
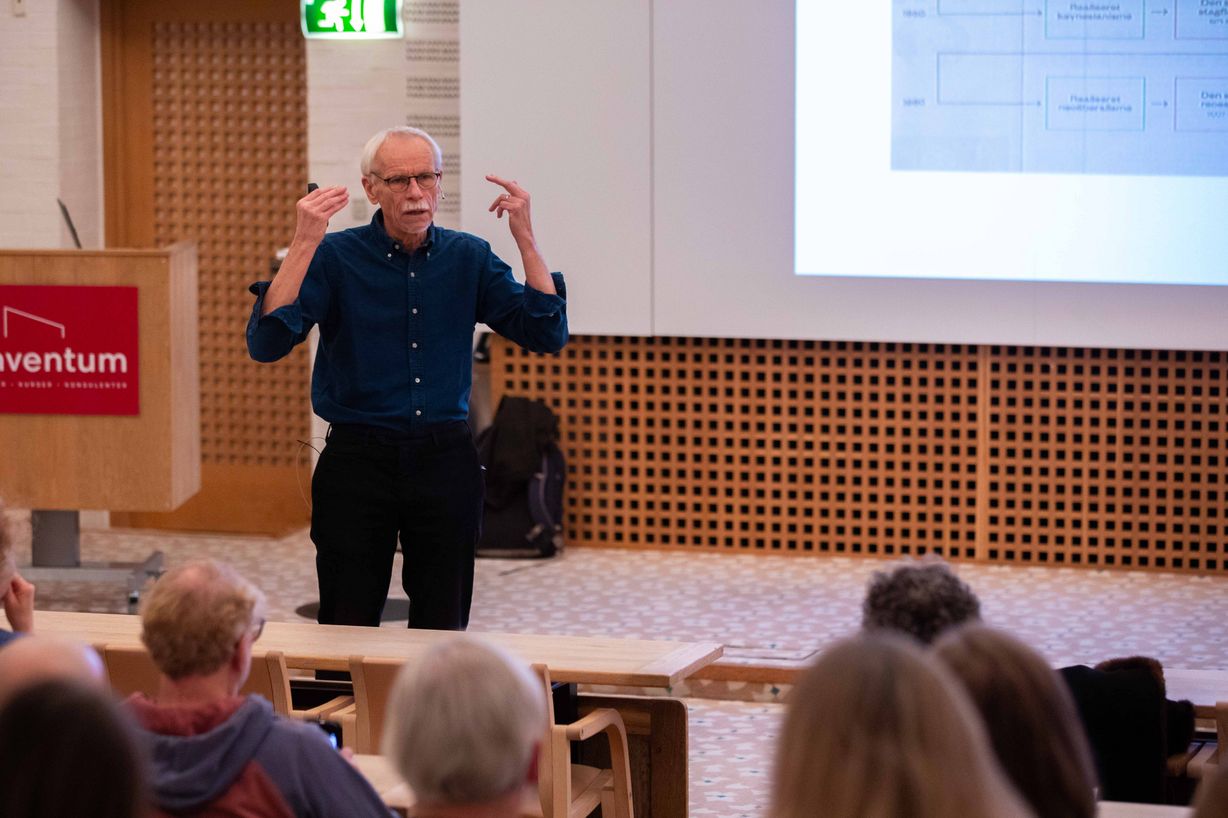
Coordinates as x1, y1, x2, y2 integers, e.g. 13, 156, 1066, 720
245, 650, 353, 720
533, 664, 634, 818
332, 655, 406, 753
101, 643, 161, 698
101, 644, 350, 720
1215, 701, 1227, 767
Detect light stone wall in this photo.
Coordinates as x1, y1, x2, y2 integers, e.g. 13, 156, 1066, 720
0, 3, 62, 247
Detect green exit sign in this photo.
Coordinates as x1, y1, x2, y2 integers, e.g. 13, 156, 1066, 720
302, 0, 403, 39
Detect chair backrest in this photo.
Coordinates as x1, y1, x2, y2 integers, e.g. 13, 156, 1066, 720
103, 643, 292, 716
349, 655, 406, 754
1215, 701, 1227, 763
102, 644, 161, 697
531, 664, 563, 818
242, 650, 293, 715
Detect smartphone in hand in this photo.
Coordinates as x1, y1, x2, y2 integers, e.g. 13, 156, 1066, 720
311, 718, 343, 749
307, 182, 319, 194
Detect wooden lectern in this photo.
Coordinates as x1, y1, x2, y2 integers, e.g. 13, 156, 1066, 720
0, 244, 200, 604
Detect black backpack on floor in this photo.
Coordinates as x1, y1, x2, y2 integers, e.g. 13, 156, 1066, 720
475, 397, 565, 558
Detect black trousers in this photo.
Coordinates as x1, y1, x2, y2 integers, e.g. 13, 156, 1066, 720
310, 421, 484, 630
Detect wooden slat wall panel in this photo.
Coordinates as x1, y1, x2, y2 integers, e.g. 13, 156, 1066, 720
103, 1, 312, 534
490, 336, 1227, 574
150, 21, 310, 469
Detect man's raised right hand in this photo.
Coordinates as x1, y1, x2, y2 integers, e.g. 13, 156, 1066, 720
295, 186, 350, 247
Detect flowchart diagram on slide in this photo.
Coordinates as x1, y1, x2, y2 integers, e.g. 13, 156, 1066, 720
892, 0, 1228, 174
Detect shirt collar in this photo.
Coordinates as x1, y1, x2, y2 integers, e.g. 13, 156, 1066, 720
371, 209, 436, 254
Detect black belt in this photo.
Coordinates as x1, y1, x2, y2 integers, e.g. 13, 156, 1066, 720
325, 420, 469, 445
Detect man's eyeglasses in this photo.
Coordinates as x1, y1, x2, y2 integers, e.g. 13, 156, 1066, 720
250, 618, 266, 642
370, 171, 441, 192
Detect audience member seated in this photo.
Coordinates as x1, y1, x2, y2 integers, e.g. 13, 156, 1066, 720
933, 624, 1097, 818
124, 559, 392, 817
1191, 757, 1228, 818
0, 634, 105, 705
861, 557, 1194, 805
861, 558, 981, 645
0, 500, 35, 647
1059, 656, 1194, 805
771, 633, 1032, 818
383, 636, 544, 818
0, 678, 149, 818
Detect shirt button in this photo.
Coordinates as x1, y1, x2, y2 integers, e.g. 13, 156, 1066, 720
415, 409, 422, 416
410, 272, 416, 278
386, 253, 392, 259
414, 377, 421, 384
412, 308, 418, 314
411, 342, 418, 349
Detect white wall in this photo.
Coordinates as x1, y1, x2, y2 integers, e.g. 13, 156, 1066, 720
0, 0, 102, 250
460, 1, 653, 337
56, 0, 103, 250
0, 4, 62, 247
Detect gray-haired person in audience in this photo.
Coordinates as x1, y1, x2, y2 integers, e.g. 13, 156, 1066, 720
383, 636, 545, 818
0, 500, 35, 648
123, 559, 393, 817
934, 625, 1097, 818
861, 557, 981, 644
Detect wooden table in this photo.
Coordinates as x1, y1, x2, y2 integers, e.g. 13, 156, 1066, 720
33, 610, 722, 687
1098, 802, 1190, 817
352, 755, 414, 816
36, 610, 721, 818
1165, 669, 1228, 720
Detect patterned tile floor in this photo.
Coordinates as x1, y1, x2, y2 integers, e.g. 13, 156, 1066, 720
10, 514, 1228, 817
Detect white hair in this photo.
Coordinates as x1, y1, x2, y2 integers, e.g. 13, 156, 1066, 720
382, 637, 545, 806
360, 126, 443, 175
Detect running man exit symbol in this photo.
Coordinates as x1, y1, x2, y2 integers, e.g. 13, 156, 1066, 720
301, 0, 403, 39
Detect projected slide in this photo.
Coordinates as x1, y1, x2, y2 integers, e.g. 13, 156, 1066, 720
893, 0, 1228, 175
795, 0, 1228, 286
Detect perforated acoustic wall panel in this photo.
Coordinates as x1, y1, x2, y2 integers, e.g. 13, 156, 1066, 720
150, 22, 310, 469
489, 337, 1228, 574
984, 347, 1226, 572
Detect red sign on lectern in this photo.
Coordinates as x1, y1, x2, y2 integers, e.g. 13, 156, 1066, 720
0, 285, 140, 415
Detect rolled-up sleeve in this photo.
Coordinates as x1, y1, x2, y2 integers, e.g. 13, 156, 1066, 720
245, 249, 333, 363
478, 247, 568, 354
246, 282, 305, 363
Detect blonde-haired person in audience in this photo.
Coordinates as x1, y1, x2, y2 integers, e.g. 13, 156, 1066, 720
933, 625, 1097, 818
124, 559, 393, 818
1192, 755, 1228, 818
771, 633, 1034, 818
383, 636, 545, 818
0, 500, 35, 647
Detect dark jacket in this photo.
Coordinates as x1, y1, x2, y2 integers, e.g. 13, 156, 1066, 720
1061, 663, 1168, 804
